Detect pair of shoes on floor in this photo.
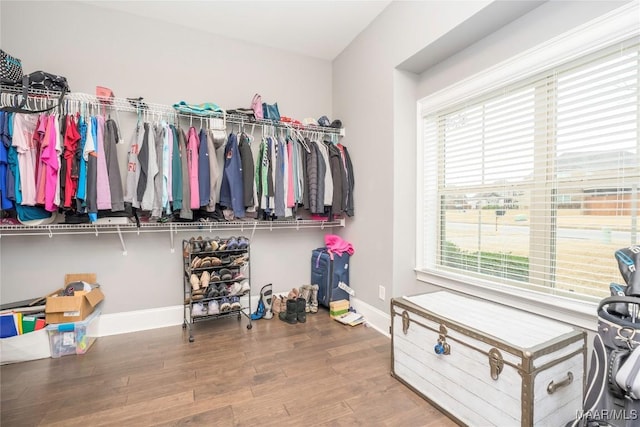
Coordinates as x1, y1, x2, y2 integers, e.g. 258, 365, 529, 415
278, 297, 307, 324
298, 284, 313, 313
271, 295, 286, 315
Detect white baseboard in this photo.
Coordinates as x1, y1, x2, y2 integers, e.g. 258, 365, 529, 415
94, 295, 257, 337
92, 295, 391, 339
350, 297, 391, 338
94, 305, 184, 337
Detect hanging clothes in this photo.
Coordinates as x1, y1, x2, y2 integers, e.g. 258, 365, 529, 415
104, 118, 124, 211
274, 137, 285, 218
165, 123, 172, 207
95, 116, 112, 211
220, 132, 244, 218
141, 122, 157, 212
197, 127, 210, 208
136, 123, 149, 205
84, 118, 98, 222
186, 126, 200, 210
238, 132, 255, 210
341, 144, 355, 217
286, 138, 295, 209
12, 114, 39, 206
205, 128, 221, 210
255, 138, 267, 211
314, 139, 332, 208
124, 122, 143, 209
7, 113, 21, 205
34, 115, 48, 206
326, 139, 346, 214
76, 115, 88, 211
0, 112, 12, 210
178, 127, 192, 220
151, 123, 164, 217
61, 115, 79, 208
170, 124, 183, 211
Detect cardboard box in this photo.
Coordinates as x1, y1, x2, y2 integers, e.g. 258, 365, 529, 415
329, 299, 350, 318
45, 273, 104, 324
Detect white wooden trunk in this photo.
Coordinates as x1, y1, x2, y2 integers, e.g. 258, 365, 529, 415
391, 291, 586, 426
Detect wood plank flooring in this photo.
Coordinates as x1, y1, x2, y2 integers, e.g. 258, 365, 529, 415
1, 309, 456, 426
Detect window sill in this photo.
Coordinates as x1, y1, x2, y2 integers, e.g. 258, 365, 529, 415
415, 269, 598, 332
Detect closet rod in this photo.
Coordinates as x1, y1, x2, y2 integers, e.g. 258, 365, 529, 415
0, 85, 343, 135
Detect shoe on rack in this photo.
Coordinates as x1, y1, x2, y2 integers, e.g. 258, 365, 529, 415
200, 271, 211, 289
239, 281, 251, 295
232, 254, 249, 266
207, 300, 220, 315
226, 236, 239, 250
217, 283, 228, 296
190, 274, 200, 291
190, 256, 202, 269
219, 268, 233, 281
205, 285, 218, 299
228, 282, 242, 296
231, 271, 245, 281
219, 297, 231, 313
190, 238, 202, 253
230, 296, 241, 310
192, 302, 206, 316
210, 271, 221, 282
237, 236, 250, 249
200, 257, 212, 268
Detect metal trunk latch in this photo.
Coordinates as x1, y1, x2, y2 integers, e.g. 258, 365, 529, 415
401, 311, 410, 335
434, 324, 451, 355
488, 348, 504, 380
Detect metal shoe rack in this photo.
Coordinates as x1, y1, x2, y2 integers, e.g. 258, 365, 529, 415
182, 236, 252, 342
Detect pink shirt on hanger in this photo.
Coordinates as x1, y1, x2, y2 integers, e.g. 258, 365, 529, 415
187, 127, 200, 210
40, 115, 61, 212
35, 115, 48, 205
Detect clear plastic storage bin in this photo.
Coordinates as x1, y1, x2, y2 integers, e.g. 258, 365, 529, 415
46, 305, 101, 358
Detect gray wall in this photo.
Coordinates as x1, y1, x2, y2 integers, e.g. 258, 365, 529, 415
0, 0, 631, 320
0, 0, 334, 314
333, 0, 630, 314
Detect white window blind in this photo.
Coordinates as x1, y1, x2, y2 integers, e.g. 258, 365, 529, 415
421, 37, 639, 301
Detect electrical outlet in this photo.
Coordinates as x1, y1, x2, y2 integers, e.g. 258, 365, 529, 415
379, 285, 385, 301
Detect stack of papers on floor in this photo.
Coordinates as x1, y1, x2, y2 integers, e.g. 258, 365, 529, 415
334, 311, 364, 327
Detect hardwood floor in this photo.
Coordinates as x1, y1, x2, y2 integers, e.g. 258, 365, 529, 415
1, 309, 456, 426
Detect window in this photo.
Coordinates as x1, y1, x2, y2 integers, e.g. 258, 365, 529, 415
419, 34, 639, 303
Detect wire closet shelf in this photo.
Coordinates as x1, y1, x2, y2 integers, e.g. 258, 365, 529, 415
0, 85, 344, 136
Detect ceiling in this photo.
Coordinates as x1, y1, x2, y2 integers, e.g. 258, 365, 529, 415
82, 0, 392, 61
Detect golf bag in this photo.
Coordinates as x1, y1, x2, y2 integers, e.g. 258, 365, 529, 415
569, 245, 640, 427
